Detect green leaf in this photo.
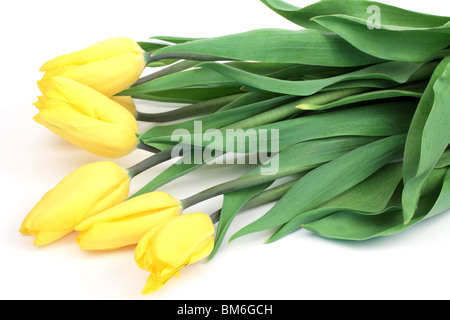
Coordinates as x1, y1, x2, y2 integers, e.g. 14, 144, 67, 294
403, 58, 450, 182
268, 161, 404, 242
230, 134, 407, 241
138, 41, 168, 52
402, 58, 450, 224
296, 86, 423, 111
130, 150, 219, 198
151, 28, 384, 67
426, 169, 450, 219
261, 0, 450, 31
197, 60, 426, 96
218, 92, 270, 112
136, 93, 246, 123
149, 35, 205, 44
208, 182, 272, 260
303, 168, 450, 241
132, 86, 244, 104
121, 61, 321, 96
139, 95, 296, 149
142, 101, 417, 152
243, 178, 298, 210
244, 136, 380, 181
120, 67, 237, 96
209, 135, 377, 259
436, 150, 450, 169
312, 14, 450, 62
224, 88, 367, 131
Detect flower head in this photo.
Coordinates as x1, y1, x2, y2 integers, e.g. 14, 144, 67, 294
34, 76, 139, 158
110, 96, 137, 117
20, 161, 131, 246
134, 212, 215, 294
38, 37, 146, 96
75, 191, 182, 250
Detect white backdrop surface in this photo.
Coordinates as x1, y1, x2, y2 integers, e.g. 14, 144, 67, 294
1, 0, 450, 300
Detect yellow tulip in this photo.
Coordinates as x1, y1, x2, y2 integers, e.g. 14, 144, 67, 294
34, 76, 139, 159
134, 212, 215, 294
75, 191, 182, 250
38, 37, 146, 96
20, 161, 131, 246
110, 96, 137, 117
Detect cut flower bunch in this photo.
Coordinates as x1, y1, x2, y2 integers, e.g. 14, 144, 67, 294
21, 0, 450, 295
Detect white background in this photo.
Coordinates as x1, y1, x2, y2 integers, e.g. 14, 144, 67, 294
1, 0, 450, 300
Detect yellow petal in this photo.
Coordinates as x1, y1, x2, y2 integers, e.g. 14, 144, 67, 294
49, 76, 138, 130
150, 212, 215, 269
34, 77, 140, 159
88, 179, 131, 217
34, 107, 138, 159
41, 53, 146, 96
189, 237, 215, 265
76, 191, 181, 231
40, 37, 144, 71
75, 207, 181, 251
39, 38, 145, 96
134, 212, 215, 294
134, 220, 170, 271
141, 273, 171, 295
111, 96, 137, 117
33, 229, 73, 246
20, 161, 130, 245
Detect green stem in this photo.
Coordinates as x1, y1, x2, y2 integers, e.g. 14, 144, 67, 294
180, 174, 267, 210
135, 93, 245, 123
127, 147, 175, 178
208, 178, 298, 224
243, 179, 298, 210
133, 60, 199, 87
223, 87, 368, 130
136, 142, 161, 154
145, 52, 237, 63
180, 162, 317, 210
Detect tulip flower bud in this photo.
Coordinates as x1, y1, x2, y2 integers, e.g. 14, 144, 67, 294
20, 161, 131, 246
134, 212, 215, 294
37, 37, 146, 96
110, 96, 137, 117
34, 76, 139, 159
75, 191, 182, 250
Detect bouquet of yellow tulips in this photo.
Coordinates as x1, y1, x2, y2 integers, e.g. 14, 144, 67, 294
20, 0, 450, 295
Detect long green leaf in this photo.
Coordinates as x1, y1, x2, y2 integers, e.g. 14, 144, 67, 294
296, 87, 423, 111
121, 61, 324, 96
209, 136, 378, 259
144, 101, 416, 153
260, 0, 450, 31
402, 59, 450, 224
132, 86, 244, 104
120, 67, 237, 96
303, 168, 450, 241
268, 161, 404, 242
150, 28, 384, 67
403, 58, 450, 182
230, 134, 407, 241
218, 92, 271, 112
313, 14, 450, 62
139, 95, 296, 149
436, 150, 450, 169
209, 182, 272, 260
197, 60, 425, 96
